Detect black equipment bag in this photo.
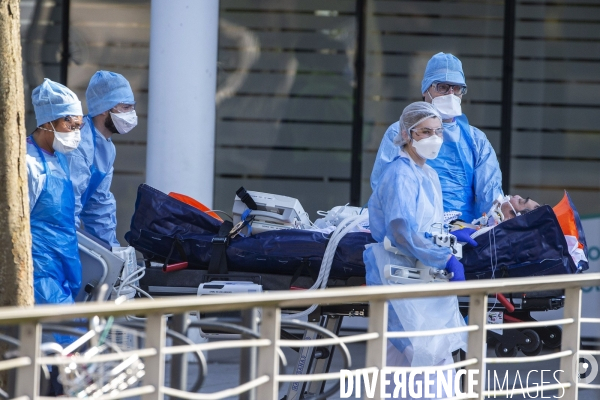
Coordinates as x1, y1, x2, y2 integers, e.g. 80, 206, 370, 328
125, 184, 373, 280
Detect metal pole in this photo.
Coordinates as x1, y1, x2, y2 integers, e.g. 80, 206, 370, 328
59, 0, 70, 85
350, 0, 367, 206
499, 0, 516, 194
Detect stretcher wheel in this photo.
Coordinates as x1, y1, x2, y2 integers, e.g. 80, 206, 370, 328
541, 326, 562, 349
495, 342, 517, 357
519, 329, 543, 356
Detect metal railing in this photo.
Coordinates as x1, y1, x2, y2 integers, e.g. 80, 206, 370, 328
0, 272, 599, 400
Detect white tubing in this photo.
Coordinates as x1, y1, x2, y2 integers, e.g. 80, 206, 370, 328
284, 215, 368, 319
113, 266, 147, 299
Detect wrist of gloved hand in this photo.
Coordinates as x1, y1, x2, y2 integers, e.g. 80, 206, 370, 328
452, 227, 478, 247
445, 255, 466, 282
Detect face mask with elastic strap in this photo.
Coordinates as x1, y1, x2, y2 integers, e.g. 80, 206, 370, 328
110, 110, 138, 134
428, 90, 462, 119
40, 122, 81, 153
412, 134, 443, 160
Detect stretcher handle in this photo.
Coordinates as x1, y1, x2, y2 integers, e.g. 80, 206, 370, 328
163, 262, 188, 273
496, 293, 515, 313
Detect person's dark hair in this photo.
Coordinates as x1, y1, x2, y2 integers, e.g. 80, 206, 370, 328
104, 114, 119, 134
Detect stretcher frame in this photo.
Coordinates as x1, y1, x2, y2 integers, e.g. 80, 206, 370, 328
458, 291, 565, 357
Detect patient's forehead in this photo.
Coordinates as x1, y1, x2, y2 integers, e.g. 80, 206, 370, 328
510, 195, 541, 211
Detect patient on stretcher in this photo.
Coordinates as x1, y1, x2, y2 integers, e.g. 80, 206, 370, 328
452, 194, 541, 228
496, 195, 541, 220
453, 192, 588, 275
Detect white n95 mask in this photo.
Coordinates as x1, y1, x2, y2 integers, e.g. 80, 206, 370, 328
431, 93, 462, 119
52, 128, 81, 154
412, 134, 443, 160
110, 110, 138, 134
40, 122, 81, 153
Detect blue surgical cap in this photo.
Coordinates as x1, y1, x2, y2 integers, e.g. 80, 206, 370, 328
421, 52, 466, 95
32, 78, 83, 126
86, 71, 134, 117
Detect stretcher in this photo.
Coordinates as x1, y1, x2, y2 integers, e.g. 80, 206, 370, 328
127, 184, 584, 284
128, 184, 586, 376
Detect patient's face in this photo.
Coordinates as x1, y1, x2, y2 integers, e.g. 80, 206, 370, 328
501, 195, 541, 220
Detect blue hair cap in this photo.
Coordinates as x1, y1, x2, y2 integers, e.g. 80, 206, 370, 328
32, 78, 82, 126
86, 71, 134, 117
421, 52, 466, 95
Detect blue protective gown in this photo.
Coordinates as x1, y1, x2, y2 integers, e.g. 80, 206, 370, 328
370, 114, 503, 223
365, 150, 450, 353
27, 137, 82, 305
364, 150, 466, 366
65, 115, 119, 247
366, 150, 450, 273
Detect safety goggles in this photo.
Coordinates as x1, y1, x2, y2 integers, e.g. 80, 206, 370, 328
111, 103, 136, 113
62, 115, 85, 131
411, 127, 444, 138
431, 82, 468, 96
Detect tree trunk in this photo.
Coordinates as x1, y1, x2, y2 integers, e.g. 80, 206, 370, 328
0, 0, 33, 308
0, 0, 33, 390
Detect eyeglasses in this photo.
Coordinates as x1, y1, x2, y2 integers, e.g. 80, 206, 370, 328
411, 127, 444, 138
62, 116, 85, 131
112, 103, 136, 113
431, 82, 468, 96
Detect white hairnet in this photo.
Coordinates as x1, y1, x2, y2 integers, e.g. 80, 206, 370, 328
393, 101, 442, 146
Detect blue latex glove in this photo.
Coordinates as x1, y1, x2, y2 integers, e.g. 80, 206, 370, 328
452, 228, 478, 247
446, 255, 466, 281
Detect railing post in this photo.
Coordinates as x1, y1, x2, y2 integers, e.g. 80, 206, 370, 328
143, 313, 166, 400
15, 323, 41, 399
466, 292, 487, 400
240, 307, 259, 400
559, 287, 582, 400
256, 307, 281, 400
169, 312, 189, 391
365, 300, 388, 400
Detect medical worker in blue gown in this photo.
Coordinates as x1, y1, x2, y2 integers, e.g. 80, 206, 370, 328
364, 102, 470, 398
66, 71, 137, 248
28, 79, 84, 307
371, 52, 503, 223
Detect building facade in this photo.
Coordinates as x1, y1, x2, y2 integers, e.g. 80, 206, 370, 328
20, 0, 600, 242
